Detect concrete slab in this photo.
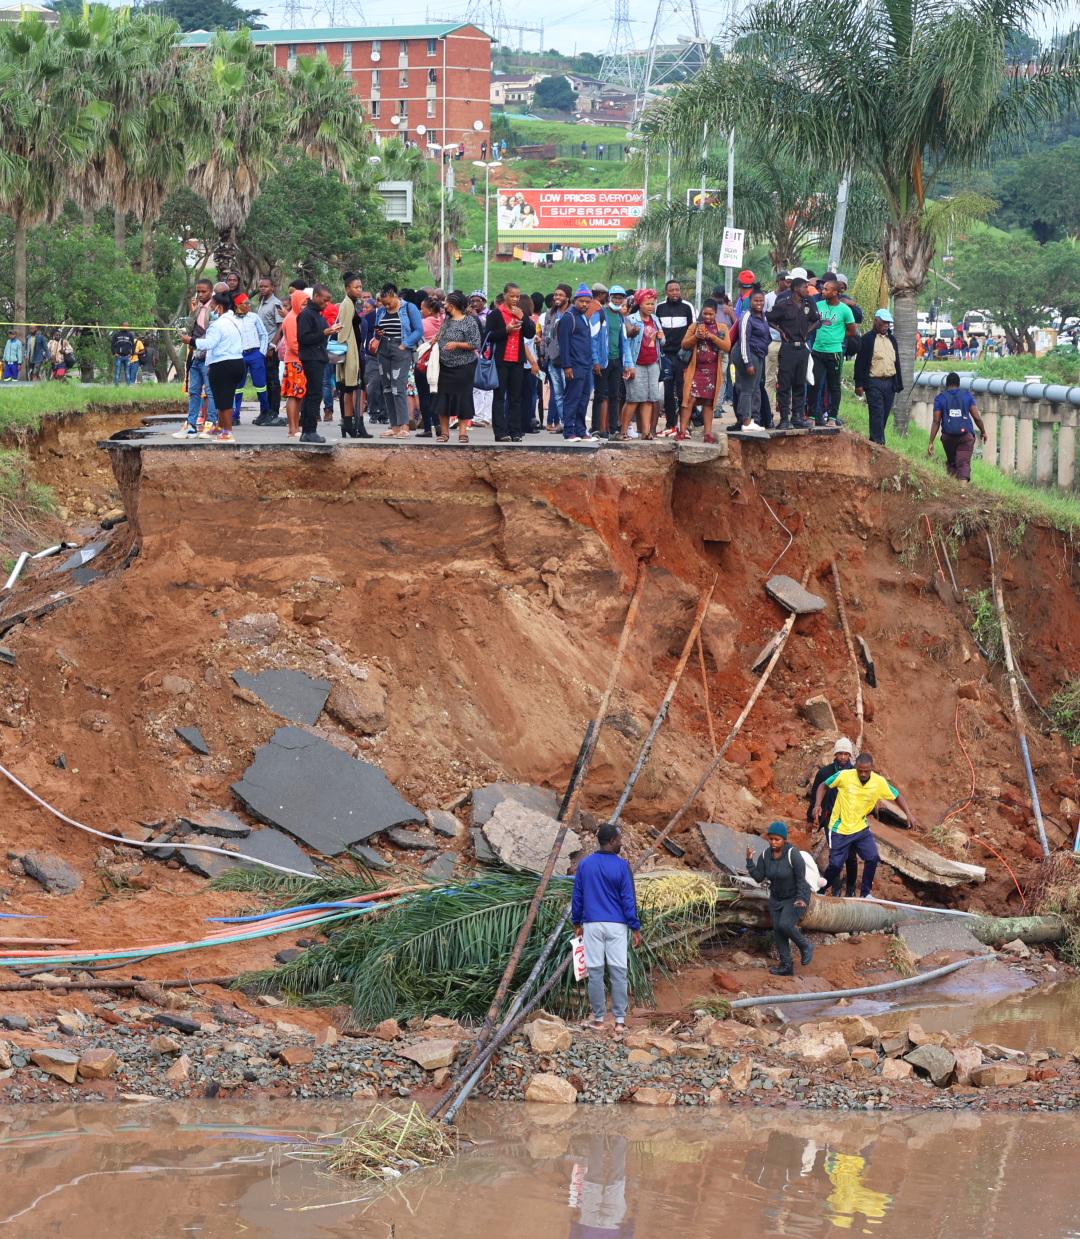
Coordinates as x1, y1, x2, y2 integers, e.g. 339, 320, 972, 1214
230, 726, 424, 856
175, 726, 209, 755
698, 822, 768, 875
765, 575, 826, 616
874, 822, 986, 887
231, 668, 330, 726
352, 844, 394, 872
472, 781, 560, 828
480, 800, 581, 875
178, 827, 316, 879
898, 917, 988, 960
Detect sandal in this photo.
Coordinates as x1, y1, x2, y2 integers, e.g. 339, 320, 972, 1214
436, 434, 450, 443
458, 433, 469, 443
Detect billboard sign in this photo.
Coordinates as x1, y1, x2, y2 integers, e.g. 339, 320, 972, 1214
497, 189, 645, 243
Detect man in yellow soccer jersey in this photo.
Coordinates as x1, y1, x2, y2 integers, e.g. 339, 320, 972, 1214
811, 752, 921, 899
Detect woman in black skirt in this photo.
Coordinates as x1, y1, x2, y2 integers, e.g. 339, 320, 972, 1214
435, 290, 481, 443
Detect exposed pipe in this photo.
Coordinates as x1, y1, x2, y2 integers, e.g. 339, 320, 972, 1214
985, 535, 1050, 857
609, 574, 718, 826
831, 561, 864, 752
728, 955, 991, 1009
2, 552, 29, 592
0, 761, 315, 878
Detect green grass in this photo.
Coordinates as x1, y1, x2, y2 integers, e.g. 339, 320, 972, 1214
0, 448, 53, 516
0, 383, 184, 435
507, 117, 629, 146
1048, 681, 1080, 747
842, 391, 1080, 535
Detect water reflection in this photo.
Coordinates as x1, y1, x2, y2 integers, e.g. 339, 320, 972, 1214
0, 1101, 1076, 1238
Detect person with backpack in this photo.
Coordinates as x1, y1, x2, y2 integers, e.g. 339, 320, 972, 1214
927, 372, 987, 481
745, 821, 814, 976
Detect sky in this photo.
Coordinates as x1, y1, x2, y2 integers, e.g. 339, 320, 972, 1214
252, 0, 746, 59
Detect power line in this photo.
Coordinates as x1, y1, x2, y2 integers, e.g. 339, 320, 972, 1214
599, 0, 638, 89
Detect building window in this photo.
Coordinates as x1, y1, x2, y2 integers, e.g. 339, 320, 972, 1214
371, 39, 381, 56
399, 69, 408, 88
372, 68, 380, 88
400, 39, 409, 55
427, 67, 437, 84
286, 43, 297, 70
426, 98, 435, 118
342, 41, 352, 69
370, 99, 380, 118
398, 99, 408, 116
427, 37, 437, 55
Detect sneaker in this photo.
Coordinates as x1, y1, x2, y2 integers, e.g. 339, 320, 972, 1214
198, 424, 218, 438
171, 427, 197, 439
265, 417, 287, 427
792, 416, 813, 430
703, 432, 717, 444
740, 421, 770, 436
800, 943, 814, 966
627, 427, 640, 439
776, 418, 792, 430
299, 432, 327, 444
564, 435, 582, 442
769, 965, 794, 976
216, 431, 234, 442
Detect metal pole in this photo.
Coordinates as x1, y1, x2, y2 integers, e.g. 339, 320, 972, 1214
827, 166, 851, 272
637, 142, 650, 288
724, 126, 735, 299
664, 144, 672, 282
694, 121, 708, 308
440, 37, 447, 290
483, 163, 491, 298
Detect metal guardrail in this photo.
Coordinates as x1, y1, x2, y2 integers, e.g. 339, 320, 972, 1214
913, 370, 1080, 407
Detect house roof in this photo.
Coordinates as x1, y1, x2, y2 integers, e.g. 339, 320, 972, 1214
181, 23, 490, 47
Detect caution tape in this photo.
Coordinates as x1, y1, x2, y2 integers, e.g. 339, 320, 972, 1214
0, 320, 181, 333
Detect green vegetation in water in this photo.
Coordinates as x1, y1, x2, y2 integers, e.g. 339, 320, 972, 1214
0, 384, 185, 435
1048, 680, 1080, 747
841, 393, 1080, 535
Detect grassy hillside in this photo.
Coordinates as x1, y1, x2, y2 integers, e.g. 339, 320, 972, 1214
505, 117, 630, 146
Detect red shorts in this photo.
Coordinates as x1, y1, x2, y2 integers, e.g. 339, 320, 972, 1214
281, 361, 306, 400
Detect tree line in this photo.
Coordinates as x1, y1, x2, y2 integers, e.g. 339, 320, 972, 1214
0, 6, 450, 374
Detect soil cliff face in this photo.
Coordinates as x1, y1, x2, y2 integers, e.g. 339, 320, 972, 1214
0, 432, 1076, 969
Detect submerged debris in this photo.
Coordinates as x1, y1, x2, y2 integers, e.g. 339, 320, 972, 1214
293, 1102, 457, 1180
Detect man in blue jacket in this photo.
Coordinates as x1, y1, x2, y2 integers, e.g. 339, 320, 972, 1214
558, 284, 597, 442
572, 823, 641, 1029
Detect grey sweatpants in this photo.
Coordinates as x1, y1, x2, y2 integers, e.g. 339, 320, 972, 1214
583, 921, 629, 1020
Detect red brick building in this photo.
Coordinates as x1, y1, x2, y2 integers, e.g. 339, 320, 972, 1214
182, 23, 492, 157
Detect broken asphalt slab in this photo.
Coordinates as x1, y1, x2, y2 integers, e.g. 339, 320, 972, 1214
53, 542, 106, 575
874, 822, 986, 887
471, 781, 560, 828
231, 668, 331, 726
175, 726, 209, 756
765, 575, 826, 616
698, 823, 768, 875
178, 808, 250, 839
231, 726, 425, 856
178, 826, 316, 879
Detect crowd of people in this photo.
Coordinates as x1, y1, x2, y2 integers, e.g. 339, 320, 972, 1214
174, 264, 906, 447
2, 326, 76, 383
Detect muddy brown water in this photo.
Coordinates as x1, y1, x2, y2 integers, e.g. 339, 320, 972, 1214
0, 1100, 1077, 1237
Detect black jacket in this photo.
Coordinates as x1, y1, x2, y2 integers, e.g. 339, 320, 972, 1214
111, 329, 135, 358
747, 844, 812, 905
484, 306, 536, 363
853, 329, 903, 391
766, 294, 821, 345
808, 760, 844, 827
297, 304, 329, 364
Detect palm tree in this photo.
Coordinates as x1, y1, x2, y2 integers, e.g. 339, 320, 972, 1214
0, 16, 103, 340
186, 29, 285, 277
56, 7, 188, 267
285, 53, 368, 177
657, 0, 1080, 430
636, 150, 885, 276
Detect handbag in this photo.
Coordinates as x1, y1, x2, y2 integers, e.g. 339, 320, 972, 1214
327, 341, 348, 359
472, 333, 499, 391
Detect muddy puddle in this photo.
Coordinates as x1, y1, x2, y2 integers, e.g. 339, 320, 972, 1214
0, 1100, 1077, 1237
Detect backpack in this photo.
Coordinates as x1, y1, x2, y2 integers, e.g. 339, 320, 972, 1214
939, 389, 974, 435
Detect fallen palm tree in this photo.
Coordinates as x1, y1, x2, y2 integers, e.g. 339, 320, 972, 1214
240, 871, 741, 1025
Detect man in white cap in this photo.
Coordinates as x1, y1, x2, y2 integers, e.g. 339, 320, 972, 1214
853, 309, 903, 444
807, 737, 859, 896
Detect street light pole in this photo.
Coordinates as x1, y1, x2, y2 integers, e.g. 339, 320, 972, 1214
695, 122, 708, 309
473, 157, 501, 298
724, 127, 735, 299
664, 144, 672, 283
